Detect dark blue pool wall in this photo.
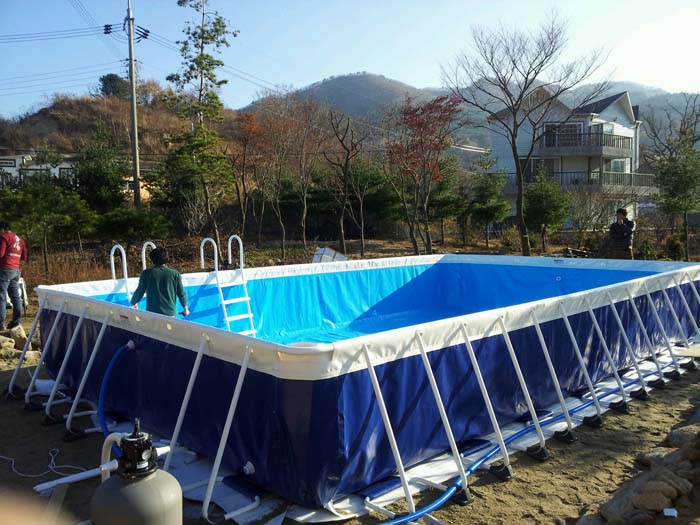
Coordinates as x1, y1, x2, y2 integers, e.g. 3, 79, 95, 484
41, 282, 698, 508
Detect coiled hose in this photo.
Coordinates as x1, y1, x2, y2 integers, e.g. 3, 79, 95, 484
380, 362, 677, 525
97, 341, 135, 457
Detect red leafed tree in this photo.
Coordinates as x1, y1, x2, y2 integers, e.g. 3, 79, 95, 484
385, 95, 462, 255
230, 112, 261, 240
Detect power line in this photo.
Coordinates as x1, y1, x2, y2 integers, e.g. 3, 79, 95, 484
0, 70, 121, 93
0, 61, 124, 83
0, 81, 98, 97
0, 65, 125, 88
0, 26, 116, 43
66, 0, 123, 60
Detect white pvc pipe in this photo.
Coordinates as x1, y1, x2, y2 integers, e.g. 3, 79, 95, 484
199, 237, 218, 272
202, 345, 252, 521
8, 296, 47, 396
660, 287, 690, 348
459, 324, 510, 467
224, 496, 261, 521
626, 289, 667, 378
497, 316, 547, 449
530, 309, 574, 431
415, 332, 470, 492
141, 241, 156, 271
164, 334, 208, 472
360, 344, 416, 514
25, 302, 66, 405
643, 283, 681, 371
34, 462, 114, 494
605, 291, 648, 395
227, 235, 244, 269
683, 271, 700, 309
100, 433, 123, 482
65, 313, 110, 433
558, 302, 603, 417
45, 306, 88, 417
109, 244, 129, 297
584, 297, 629, 405
673, 276, 700, 340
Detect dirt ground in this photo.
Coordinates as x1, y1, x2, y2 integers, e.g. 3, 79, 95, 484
1, 355, 699, 524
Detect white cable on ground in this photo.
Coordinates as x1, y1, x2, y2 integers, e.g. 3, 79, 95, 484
0, 449, 86, 478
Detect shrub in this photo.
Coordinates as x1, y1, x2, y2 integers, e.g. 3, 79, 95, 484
663, 235, 683, 260
499, 226, 522, 254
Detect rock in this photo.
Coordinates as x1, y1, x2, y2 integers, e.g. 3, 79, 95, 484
681, 442, 700, 463
21, 350, 40, 366
9, 324, 28, 351
632, 490, 671, 512
637, 447, 684, 468
600, 491, 636, 524
641, 480, 677, 500
626, 511, 656, 524
668, 424, 700, 448
577, 515, 604, 525
0, 348, 21, 359
0, 335, 15, 351
655, 466, 693, 496
679, 466, 700, 484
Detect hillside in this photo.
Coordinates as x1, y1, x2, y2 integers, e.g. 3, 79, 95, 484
0, 74, 689, 155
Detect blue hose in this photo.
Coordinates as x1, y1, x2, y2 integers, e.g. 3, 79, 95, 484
98, 342, 133, 457
380, 363, 676, 525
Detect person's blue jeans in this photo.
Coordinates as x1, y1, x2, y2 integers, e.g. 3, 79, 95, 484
0, 269, 22, 329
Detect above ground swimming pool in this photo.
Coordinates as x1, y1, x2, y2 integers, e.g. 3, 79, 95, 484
29, 253, 700, 510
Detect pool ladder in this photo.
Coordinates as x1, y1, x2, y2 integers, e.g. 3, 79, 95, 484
200, 236, 256, 336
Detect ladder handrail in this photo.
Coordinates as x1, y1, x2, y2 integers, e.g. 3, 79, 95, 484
227, 235, 244, 269
199, 237, 219, 272
109, 244, 130, 297
141, 241, 156, 271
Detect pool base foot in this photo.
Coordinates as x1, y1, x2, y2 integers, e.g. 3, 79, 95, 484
680, 359, 698, 371
3, 387, 25, 401
647, 377, 666, 389
42, 413, 63, 426
554, 429, 577, 444
526, 444, 549, 461
488, 461, 513, 481
630, 388, 650, 400
62, 429, 88, 442
451, 487, 472, 506
583, 415, 604, 428
664, 369, 682, 380
608, 400, 630, 414
24, 401, 43, 412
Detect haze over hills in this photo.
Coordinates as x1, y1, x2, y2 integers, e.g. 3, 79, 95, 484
0, 71, 691, 154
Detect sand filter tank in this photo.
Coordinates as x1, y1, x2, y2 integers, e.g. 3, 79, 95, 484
90, 420, 182, 525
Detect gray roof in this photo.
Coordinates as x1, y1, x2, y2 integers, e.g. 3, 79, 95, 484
575, 92, 627, 115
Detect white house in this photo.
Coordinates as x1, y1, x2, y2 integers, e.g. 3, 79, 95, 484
488, 91, 655, 219
0, 154, 75, 185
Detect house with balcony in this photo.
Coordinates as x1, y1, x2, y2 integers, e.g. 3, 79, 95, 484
488, 90, 655, 219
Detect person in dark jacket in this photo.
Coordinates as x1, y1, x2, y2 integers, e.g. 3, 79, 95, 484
609, 208, 636, 260
0, 221, 27, 330
130, 248, 189, 317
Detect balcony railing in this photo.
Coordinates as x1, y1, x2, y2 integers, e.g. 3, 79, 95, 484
536, 132, 633, 151
503, 171, 656, 189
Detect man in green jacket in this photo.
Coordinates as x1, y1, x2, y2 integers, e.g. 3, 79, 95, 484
130, 248, 190, 317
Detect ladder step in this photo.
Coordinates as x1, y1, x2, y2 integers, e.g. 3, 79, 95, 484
237, 329, 257, 337
220, 281, 245, 289
223, 297, 250, 306
227, 313, 253, 323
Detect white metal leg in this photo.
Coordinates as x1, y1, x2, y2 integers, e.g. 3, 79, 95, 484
7, 296, 48, 397
459, 324, 511, 468
202, 345, 252, 521
672, 276, 700, 340
605, 291, 648, 396
660, 287, 690, 348
164, 334, 208, 472
361, 344, 416, 514
642, 284, 681, 372
530, 310, 575, 432
626, 288, 666, 379
583, 297, 629, 406
558, 302, 604, 418
45, 306, 88, 418
497, 316, 547, 451
415, 332, 470, 493
682, 271, 700, 309
25, 302, 66, 405
65, 313, 110, 433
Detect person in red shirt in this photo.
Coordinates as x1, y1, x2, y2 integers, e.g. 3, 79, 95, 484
0, 222, 27, 330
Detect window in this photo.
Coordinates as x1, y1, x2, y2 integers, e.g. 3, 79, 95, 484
609, 159, 626, 173
542, 122, 583, 147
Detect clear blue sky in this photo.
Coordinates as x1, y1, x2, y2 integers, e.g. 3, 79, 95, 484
1, 0, 698, 117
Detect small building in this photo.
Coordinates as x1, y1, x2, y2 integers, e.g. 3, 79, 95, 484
488, 90, 655, 220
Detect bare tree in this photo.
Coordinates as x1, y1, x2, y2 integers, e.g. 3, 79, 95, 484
644, 93, 700, 161
444, 14, 609, 255
324, 111, 367, 255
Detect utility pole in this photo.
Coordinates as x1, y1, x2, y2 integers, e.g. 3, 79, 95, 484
126, 0, 141, 207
